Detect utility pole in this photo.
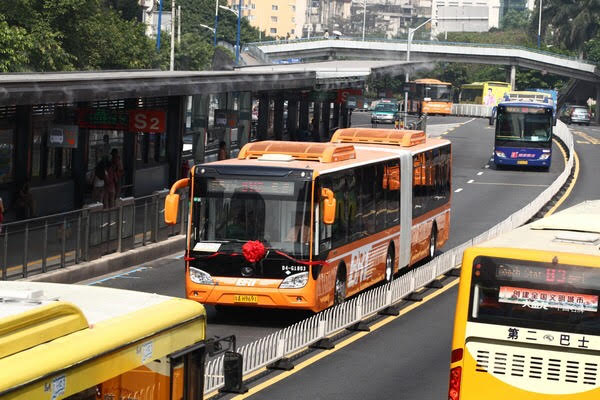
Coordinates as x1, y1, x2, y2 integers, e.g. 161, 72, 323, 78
156, 0, 163, 49
537, 0, 543, 48
170, 0, 175, 70
177, 5, 181, 45
214, 0, 219, 47
362, 0, 367, 41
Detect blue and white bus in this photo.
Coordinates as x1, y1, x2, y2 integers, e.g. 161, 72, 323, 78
493, 101, 554, 170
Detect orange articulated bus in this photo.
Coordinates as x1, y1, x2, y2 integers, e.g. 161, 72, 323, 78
165, 128, 451, 312
407, 78, 453, 115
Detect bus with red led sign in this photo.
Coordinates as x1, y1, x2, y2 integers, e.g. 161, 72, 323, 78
164, 129, 451, 312
493, 101, 554, 170
449, 200, 600, 400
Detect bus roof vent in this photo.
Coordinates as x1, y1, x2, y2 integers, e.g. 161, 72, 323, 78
0, 300, 89, 359
553, 231, 600, 246
330, 128, 426, 147
238, 141, 356, 163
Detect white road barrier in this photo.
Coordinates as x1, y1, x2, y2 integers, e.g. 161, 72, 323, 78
452, 104, 494, 118
204, 121, 574, 394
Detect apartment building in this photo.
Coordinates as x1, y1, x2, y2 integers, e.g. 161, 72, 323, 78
228, 0, 306, 39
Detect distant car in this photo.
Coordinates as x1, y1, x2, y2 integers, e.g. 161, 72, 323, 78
560, 105, 591, 125
371, 101, 399, 124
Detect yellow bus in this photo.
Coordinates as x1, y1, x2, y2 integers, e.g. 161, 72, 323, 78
449, 200, 600, 400
459, 81, 512, 106
0, 281, 207, 400
165, 129, 451, 312
407, 78, 453, 115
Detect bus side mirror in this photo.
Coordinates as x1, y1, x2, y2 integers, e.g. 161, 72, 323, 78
165, 194, 180, 225
321, 188, 336, 225
165, 178, 190, 225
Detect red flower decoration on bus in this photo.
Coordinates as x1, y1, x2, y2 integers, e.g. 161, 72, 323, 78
242, 240, 266, 263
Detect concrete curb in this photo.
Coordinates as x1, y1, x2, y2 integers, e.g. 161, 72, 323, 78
22, 235, 186, 284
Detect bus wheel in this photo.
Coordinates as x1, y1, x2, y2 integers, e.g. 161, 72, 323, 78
428, 227, 437, 260
334, 265, 346, 305
385, 246, 395, 283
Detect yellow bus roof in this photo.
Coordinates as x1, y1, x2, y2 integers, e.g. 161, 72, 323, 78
461, 81, 511, 88
0, 282, 206, 399
475, 201, 600, 257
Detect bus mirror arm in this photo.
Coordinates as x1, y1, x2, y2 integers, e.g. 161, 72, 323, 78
321, 188, 336, 225
165, 178, 190, 225
206, 335, 237, 356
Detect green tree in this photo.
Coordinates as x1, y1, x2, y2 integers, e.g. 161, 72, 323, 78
500, 9, 531, 31
175, 33, 215, 70
539, 0, 600, 55
0, 15, 30, 72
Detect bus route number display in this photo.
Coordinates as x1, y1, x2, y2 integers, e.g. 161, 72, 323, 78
208, 179, 294, 196
496, 263, 590, 287
504, 106, 546, 114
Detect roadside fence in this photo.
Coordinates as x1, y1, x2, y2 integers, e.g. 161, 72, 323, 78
451, 104, 493, 118
204, 121, 574, 395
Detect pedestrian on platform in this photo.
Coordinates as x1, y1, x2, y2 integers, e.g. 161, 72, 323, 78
15, 183, 34, 220
110, 149, 124, 203
218, 141, 228, 161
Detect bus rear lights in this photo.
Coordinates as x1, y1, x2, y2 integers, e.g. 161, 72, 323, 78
448, 366, 462, 400
494, 150, 506, 158
189, 267, 214, 285
451, 348, 463, 363
279, 272, 309, 289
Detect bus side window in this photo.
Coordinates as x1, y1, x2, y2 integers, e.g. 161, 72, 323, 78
385, 160, 400, 226
348, 169, 362, 241
361, 165, 376, 235
375, 163, 386, 231
412, 153, 425, 218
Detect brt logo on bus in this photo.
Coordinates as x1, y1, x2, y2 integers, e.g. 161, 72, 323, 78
348, 245, 373, 287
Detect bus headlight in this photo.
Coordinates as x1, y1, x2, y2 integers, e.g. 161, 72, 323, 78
279, 272, 309, 289
539, 154, 550, 160
189, 267, 214, 285
494, 150, 506, 158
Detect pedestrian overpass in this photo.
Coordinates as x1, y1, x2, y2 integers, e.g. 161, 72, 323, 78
246, 38, 600, 86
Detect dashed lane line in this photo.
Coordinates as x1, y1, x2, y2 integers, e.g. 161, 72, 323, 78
454, 188, 463, 193
467, 179, 474, 184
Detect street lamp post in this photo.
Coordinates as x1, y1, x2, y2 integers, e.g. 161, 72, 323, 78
219, 3, 242, 66
362, 0, 367, 41
537, 0, 543, 49
214, 0, 219, 47
200, 23, 216, 34
404, 18, 431, 127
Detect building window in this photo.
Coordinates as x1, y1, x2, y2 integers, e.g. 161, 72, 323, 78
270, 27, 277, 33
292, 17, 295, 22
251, 3, 255, 9
291, 5, 296, 11
271, 16, 278, 22
291, 29, 295, 34
272, 4, 278, 11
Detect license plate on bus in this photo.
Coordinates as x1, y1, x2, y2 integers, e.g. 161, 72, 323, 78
517, 160, 528, 165
234, 295, 258, 303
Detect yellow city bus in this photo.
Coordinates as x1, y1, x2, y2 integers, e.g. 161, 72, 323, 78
449, 200, 600, 400
459, 81, 512, 106
165, 129, 451, 312
0, 281, 207, 400
407, 78, 453, 115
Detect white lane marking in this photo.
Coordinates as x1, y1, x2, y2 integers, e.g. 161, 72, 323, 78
462, 118, 476, 124
471, 182, 548, 187
454, 188, 463, 193
87, 267, 149, 285
175, 252, 186, 259
484, 165, 490, 169
489, 157, 494, 162
467, 179, 474, 183
477, 171, 484, 176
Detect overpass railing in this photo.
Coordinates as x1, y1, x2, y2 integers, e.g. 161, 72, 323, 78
204, 121, 575, 395
0, 191, 188, 280
249, 36, 585, 63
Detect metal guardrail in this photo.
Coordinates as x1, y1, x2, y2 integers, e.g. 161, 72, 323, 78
248, 37, 584, 64
204, 121, 574, 394
0, 191, 189, 280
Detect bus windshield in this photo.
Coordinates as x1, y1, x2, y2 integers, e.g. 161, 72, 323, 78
193, 177, 312, 257
459, 88, 482, 103
425, 85, 452, 101
374, 103, 397, 112
469, 256, 600, 335
496, 109, 552, 142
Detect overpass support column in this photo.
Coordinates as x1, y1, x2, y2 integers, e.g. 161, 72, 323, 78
287, 98, 298, 140
509, 65, 516, 89
273, 94, 284, 140
299, 99, 310, 137
321, 102, 331, 140
340, 102, 349, 128
332, 102, 340, 129
257, 93, 270, 141
191, 94, 209, 164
